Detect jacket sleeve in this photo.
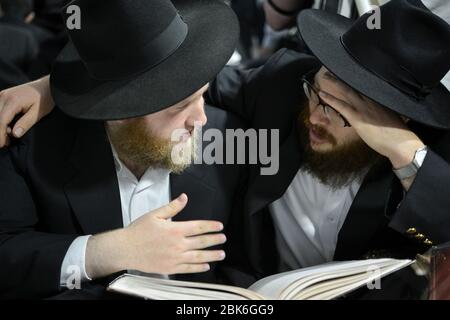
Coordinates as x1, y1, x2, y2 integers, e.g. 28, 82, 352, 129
389, 147, 450, 246
206, 48, 319, 122
205, 62, 265, 121
0, 144, 77, 299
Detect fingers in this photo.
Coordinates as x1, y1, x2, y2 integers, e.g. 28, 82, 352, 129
3, 134, 10, 147
182, 250, 226, 264
177, 220, 224, 237
154, 193, 188, 219
319, 90, 356, 121
0, 94, 30, 146
171, 250, 226, 274
172, 263, 211, 274
0, 96, 13, 147
322, 73, 364, 102
185, 233, 227, 250
12, 106, 39, 138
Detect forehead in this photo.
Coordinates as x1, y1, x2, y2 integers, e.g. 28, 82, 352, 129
313, 66, 352, 102
121, 84, 209, 123
315, 66, 338, 83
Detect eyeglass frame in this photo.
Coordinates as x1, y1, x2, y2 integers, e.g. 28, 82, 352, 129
301, 69, 351, 128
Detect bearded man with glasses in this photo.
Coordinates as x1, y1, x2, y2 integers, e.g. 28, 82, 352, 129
207, 0, 450, 284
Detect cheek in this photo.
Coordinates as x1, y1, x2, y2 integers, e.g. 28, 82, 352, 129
149, 114, 188, 139
107, 119, 128, 131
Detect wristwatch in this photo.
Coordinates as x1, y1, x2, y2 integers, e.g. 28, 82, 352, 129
393, 146, 428, 180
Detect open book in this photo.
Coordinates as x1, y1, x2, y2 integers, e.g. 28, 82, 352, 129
429, 242, 450, 300
107, 258, 413, 300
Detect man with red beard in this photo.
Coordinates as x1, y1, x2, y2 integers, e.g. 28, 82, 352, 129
0, 0, 246, 299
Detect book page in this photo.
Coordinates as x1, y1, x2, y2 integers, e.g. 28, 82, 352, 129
108, 274, 266, 300
295, 260, 414, 300
280, 265, 379, 300
294, 273, 370, 300
249, 259, 410, 299
108, 259, 412, 300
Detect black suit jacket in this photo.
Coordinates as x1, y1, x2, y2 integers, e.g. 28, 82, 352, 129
207, 49, 450, 283
0, 16, 54, 45
0, 16, 57, 79
0, 23, 38, 75
0, 105, 247, 299
0, 58, 29, 90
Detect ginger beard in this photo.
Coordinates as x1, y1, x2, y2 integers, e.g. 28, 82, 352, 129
298, 106, 380, 189
108, 119, 196, 174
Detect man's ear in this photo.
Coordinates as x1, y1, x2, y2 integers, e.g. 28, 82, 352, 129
25, 12, 35, 24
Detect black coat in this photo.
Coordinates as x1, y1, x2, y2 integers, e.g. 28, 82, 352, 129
0, 105, 247, 299
0, 16, 54, 45
0, 58, 29, 90
207, 49, 450, 284
0, 23, 38, 75
0, 17, 59, 80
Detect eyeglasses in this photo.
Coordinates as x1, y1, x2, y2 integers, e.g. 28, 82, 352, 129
301, 71, 351, 128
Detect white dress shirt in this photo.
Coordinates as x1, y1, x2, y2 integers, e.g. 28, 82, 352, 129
269, 169, 363, 271
60, 144, 171, 287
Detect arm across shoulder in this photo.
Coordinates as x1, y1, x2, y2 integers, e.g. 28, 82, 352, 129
0, 75, 54, 148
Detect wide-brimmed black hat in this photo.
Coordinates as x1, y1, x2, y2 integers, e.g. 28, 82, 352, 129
50, 0, 239, 120
298, 0, 450, 129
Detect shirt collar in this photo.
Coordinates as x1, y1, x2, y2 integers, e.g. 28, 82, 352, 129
109, 141, 124, 173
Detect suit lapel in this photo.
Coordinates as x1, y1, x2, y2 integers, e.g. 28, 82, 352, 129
64, 122, 123, 235
170, 165, 216, 222
245, 121, 302, 275
247, 120, 302, 216
334, 159, 394, 260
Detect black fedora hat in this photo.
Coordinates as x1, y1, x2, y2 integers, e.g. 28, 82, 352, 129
50, 0, 239, 120
297, 0, 450, 129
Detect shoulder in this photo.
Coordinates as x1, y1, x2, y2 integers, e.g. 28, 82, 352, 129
0, 24, 34, 42
12, 108, 80, 155
204, 104, 247, 131
0, 59, 29, 89
247, 49, 320, 102
262, 48, 321, 78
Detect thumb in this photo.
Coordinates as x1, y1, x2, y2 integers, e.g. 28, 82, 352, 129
12, 106, 39, 138
154, 193, 188, 219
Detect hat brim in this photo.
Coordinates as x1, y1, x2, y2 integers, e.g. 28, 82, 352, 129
297, 9, 450, 129
50, 0, 239, 120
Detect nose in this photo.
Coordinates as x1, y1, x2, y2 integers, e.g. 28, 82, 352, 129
309, 104, 330, 127
186, 96, 208, 129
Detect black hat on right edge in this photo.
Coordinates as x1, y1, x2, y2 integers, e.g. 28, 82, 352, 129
298, 0, 450, 129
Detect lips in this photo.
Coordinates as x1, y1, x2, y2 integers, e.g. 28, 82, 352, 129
180, 132, 192, 143
309, 127, 328, 144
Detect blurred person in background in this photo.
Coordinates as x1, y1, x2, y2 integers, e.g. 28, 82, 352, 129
0, 0, 53, 43
0, 0, 38, 82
